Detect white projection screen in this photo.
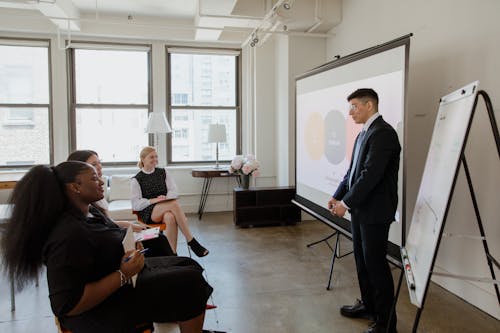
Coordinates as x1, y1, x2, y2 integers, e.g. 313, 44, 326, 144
294, 35, 411, 263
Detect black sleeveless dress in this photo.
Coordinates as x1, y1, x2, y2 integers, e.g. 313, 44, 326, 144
134, 168, 168, 224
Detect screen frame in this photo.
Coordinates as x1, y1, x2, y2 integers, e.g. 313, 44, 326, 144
293, 34, 412, 265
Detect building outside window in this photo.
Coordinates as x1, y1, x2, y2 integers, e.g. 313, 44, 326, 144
69, 43, 151, 164
0, 40, 51, 167
167, 47, 240, 164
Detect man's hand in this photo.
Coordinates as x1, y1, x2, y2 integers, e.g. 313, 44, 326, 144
328, 198, 347, 217
327, 198, 338, 210
333, 204, 347, 217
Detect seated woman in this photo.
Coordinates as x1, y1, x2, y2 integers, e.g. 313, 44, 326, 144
1, 161, 212, 333
131, 146, 208, 257
67, 150, 175, 257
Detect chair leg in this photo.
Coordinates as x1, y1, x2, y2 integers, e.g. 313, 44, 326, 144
10, 278, 15, 312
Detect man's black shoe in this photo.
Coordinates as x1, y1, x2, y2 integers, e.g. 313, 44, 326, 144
340, 299, 375, 320
363, 322, 397, 333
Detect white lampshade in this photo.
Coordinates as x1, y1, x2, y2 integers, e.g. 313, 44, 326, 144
207, 124, 227, 143
145, 112, 172, 134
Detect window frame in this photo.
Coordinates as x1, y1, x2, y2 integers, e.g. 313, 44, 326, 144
0, 37, 53, 169
67, 41, 153, 166
166, 46, 241, 165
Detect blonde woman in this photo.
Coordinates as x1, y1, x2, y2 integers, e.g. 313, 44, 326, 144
131, 146, 209, 257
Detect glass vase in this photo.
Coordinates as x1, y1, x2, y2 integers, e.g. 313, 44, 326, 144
240, 174, 250, 190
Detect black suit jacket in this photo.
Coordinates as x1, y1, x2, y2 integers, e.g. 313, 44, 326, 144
333, 116, 401, 225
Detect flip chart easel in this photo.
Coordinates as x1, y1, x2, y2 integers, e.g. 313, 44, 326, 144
396, 82, 500, 332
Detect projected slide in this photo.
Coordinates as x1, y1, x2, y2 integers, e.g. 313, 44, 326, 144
297, 70, 404, 219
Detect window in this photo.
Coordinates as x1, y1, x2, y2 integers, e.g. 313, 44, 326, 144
0, 40, 51, 167
167, 48, 240, 164
173, 93, 188, 105
69, 43, 151, 164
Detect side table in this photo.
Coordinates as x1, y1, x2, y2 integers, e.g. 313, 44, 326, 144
191, 167, 239, 219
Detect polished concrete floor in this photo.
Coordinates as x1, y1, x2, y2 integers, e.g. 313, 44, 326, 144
1, 212, 499, 332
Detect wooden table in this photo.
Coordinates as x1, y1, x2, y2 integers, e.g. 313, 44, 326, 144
191, 167, 240, 219
0, 173, 23, 190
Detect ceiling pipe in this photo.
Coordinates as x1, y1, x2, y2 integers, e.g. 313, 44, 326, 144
2, 9, 331, 37
242, 0, 288, 48
306, 0, 323, 33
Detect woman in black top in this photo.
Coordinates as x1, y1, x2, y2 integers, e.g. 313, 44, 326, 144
1, 161, 212, 333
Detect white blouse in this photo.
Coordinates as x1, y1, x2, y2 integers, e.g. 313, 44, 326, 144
130, 168, 179, 211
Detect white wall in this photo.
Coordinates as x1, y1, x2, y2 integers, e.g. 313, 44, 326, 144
275, 35, 291, 186
274, 35, 327, 186
326, 0, 500, 319
254, 38, 277, 187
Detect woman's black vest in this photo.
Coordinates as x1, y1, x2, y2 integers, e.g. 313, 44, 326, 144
134, 168, 168, 199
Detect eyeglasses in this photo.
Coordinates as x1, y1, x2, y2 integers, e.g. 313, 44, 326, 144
349, 100, 368, 111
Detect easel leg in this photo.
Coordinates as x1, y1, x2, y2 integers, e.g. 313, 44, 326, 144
462, 156, 500, 302
412, 308, 423, 333
306, 231, 337, 249
306, 230, 353, 290
326, 232, 341, 290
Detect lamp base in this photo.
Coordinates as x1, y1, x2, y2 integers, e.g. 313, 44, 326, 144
214, 143, 221, 169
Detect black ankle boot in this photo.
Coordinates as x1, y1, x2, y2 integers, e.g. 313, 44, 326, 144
188, 238, 209, 257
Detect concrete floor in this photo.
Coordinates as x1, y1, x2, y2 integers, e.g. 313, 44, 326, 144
1, 211, 498, 332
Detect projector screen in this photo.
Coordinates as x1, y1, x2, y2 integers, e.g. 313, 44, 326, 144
294, 36, 411, 263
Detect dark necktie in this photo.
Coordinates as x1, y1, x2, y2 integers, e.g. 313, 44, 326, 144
349, 130, 366, 189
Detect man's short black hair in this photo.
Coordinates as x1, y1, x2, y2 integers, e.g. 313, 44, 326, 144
347, 88, 379, 105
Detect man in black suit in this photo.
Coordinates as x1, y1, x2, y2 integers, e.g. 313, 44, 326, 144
328, 88, 400, 333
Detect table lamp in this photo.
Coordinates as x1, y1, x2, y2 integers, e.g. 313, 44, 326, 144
207, 123, 227, 169
145, 112, 172, 152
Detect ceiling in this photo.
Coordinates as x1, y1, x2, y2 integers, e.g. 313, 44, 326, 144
0, 0, 341, 47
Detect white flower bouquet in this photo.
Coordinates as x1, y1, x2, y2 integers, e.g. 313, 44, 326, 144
229, 154, 261, 177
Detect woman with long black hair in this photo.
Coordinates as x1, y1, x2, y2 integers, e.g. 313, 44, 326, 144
1, 161, 212, 333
